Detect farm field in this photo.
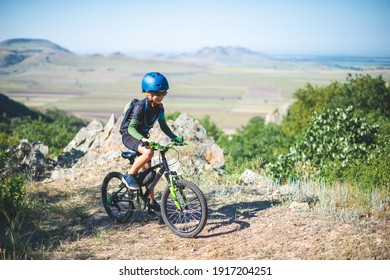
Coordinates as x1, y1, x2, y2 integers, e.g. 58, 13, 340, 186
1, 52, 389, 131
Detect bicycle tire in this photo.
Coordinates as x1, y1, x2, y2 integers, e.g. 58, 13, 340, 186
161, 179, 208, 238
101, 172, 134, 223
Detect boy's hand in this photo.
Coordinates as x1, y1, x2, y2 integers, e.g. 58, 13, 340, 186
141, 141, 157, 148
173, 137, 184, 143
141, 141, 149, 147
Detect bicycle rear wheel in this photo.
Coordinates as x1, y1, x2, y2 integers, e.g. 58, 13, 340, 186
161, 179, 208, 238
101, 172, 134, 223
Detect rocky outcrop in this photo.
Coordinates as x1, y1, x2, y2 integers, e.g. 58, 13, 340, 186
4, 139, 55, 179
149, 114, 225, 174
265, 103, 290, 125
50, 113, 225, 180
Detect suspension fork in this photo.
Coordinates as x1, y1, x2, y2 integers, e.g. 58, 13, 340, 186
160, 150, 186, 212
168, 175, 182, 211
169, 172, 188, 212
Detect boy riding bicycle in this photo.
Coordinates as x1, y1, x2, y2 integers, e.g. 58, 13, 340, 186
120, 72, 183, 215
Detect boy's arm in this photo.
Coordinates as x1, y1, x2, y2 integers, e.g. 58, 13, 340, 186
158, 113, 177, 139
127, 119, 144, 140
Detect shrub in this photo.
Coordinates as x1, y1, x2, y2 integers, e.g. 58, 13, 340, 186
268, 106, 381, 185
281, 74, 389, 138
220, 117, 291, 167
0, 133, 27, 227
198, 115, 225, 142
11, 109, 85, 157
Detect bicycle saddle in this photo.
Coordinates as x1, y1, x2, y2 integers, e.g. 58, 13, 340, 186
121, 150, 140, 160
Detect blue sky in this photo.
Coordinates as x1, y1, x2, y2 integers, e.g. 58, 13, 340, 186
0, 0, 389, 55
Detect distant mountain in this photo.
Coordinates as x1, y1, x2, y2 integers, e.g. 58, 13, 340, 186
192, 46, 268, 59
0, 38, 72, 67
152, 46, 288, 67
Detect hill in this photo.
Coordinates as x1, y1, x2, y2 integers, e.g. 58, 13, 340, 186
0, 38, 71, 53
0, 38, 72, 67
0, 92, 49, 132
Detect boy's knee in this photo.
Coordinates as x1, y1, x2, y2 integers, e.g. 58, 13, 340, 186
141, 147, 154, 158
146, 149, 154, 159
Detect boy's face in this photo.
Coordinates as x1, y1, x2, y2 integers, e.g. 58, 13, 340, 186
147, 90, 167, 105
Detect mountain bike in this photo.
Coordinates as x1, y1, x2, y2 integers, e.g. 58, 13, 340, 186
101, 141, 208, 238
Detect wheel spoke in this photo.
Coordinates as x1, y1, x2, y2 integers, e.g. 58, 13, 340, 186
102, 172, 134, 223
164, 184, 204, 234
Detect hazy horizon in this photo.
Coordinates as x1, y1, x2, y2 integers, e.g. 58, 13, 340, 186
1, 0, 389, 56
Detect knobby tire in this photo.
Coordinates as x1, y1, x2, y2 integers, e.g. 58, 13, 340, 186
161, 179, 208, 238
101, 172, 134, 223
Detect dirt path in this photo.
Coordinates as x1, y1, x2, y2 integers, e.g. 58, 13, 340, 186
44, 181, 389, 260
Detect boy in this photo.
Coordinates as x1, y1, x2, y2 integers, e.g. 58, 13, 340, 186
120, 72, 183, 215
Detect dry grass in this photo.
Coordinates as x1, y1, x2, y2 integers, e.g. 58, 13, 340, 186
3, 170, 388, 260
2, 164, 390, 260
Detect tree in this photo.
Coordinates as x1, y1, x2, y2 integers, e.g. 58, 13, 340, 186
281, 74, 390, 138
334, 74, 390, 119
221, 117, 291, 167
281, 82, 343, 137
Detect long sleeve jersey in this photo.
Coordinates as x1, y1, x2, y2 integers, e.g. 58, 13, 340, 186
122, 98, 176, 140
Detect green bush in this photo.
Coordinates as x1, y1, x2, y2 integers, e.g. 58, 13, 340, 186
165, 111, 181, 121
281, 81, 344, 137
268, 106, 381, 185
220, 117, 291, 168
334, 74, 390, 119
343, 119, 390, 189
198, 115, 225, 142
0, 175, 26, 220
11, 108, 85, 157
0, 133, 27, 227
281, 74, 389, 138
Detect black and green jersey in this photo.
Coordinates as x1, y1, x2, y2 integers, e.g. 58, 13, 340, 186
120, 98, 176, 140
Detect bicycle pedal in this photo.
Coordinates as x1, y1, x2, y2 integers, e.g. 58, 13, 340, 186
147, 208, 161, 217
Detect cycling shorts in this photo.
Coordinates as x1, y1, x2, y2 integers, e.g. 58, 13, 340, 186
122, 133, 142, 152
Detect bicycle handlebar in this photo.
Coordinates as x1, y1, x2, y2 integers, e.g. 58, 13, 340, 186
144, 141, 187, 151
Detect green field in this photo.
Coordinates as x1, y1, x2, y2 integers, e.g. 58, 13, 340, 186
1, 53, 389, 131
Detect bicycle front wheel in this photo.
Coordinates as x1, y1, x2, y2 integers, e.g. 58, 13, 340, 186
101, 172, 134, 223
161, 179, 208, 238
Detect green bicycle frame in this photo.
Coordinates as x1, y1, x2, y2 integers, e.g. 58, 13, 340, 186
119, 141, 188, 212
169, 175, 190, 212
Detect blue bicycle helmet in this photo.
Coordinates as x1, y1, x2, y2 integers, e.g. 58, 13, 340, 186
141, 72, 169, 92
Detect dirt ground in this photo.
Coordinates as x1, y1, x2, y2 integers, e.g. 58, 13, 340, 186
43, 179, 389, 260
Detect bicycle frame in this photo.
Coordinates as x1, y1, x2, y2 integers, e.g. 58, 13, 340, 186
103, 141, 208, 237
132, 144, 185, 211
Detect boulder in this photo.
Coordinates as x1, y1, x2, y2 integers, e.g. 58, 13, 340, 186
239, 169, 277, 195
239, 169, 263, 185
10, 139, 54, 178
62, 119, 104, 153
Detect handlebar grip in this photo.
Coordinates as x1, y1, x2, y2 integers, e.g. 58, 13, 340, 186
141, 141, 149, 147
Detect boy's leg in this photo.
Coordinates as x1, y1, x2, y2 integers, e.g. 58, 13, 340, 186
140, 161, 156, 203
138, 158, 160, 215
121, 137, 153, 190
129, 145, 153, 174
